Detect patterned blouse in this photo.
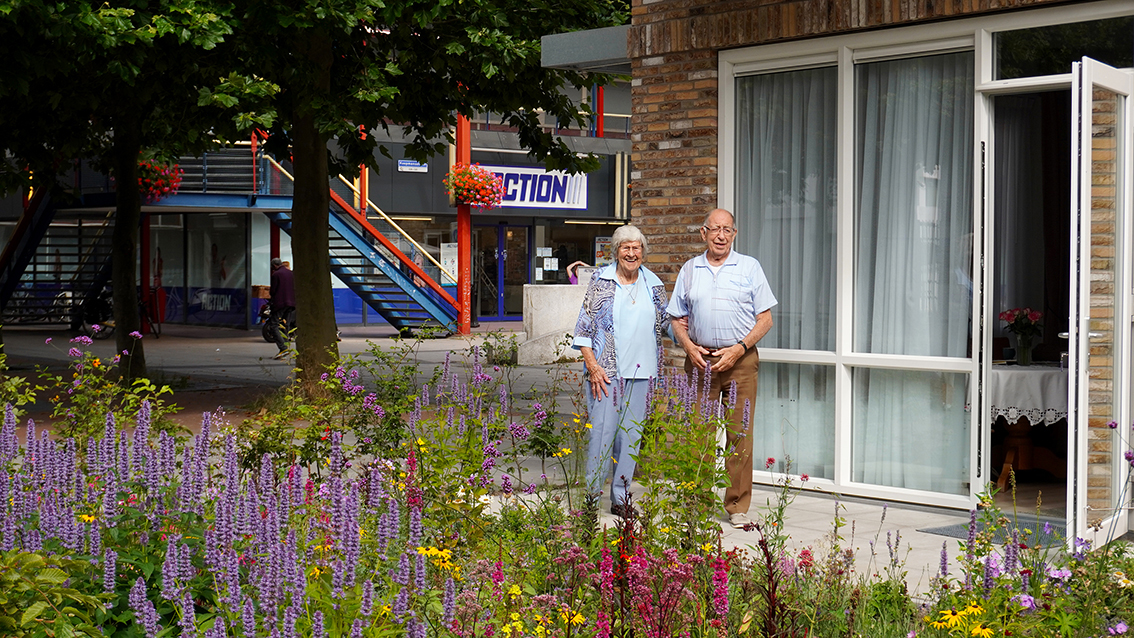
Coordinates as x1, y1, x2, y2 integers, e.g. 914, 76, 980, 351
572, 265, 669, 380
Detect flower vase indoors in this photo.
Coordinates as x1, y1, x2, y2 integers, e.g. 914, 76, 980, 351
999, 307, 1042, 366
443, 163, 505, 209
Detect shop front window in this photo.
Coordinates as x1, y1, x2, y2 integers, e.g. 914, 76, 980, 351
186, 213, 247, 326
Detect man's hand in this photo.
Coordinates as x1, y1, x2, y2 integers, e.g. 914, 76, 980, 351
671, 315, 710, 370
709, 343, 745, 372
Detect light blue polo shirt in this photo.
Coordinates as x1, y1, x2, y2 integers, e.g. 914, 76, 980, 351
666, 250, 777, 349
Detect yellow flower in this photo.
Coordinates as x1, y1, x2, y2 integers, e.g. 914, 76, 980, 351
659, 527, 671, 533
570, 612, 585, 626
961, 603, 983, 616
970, 622, 993, 638
939, 609, 963, 628
560, 447, 573, 456
701, 542, 715, 553
510, 613, 520, 622
78, 514, 97, 523
509, 584, 522, 599
311, 565, 323, 577
929, 619, 949, 630
585, 423, 593, 429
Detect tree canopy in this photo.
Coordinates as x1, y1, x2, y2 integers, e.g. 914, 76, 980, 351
0, 0, 275, 379
0, 0, 627, 382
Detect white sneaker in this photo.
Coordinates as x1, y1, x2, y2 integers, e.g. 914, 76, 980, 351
728, 512, 752, 529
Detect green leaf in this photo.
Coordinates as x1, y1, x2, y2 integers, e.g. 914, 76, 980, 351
20, 600, 48, 626
35, 568, 68, 585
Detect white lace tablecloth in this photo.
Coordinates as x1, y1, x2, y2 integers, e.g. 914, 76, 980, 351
989, 364, 1068, 425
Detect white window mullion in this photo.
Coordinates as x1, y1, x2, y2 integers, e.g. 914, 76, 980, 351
834, 45, 855, 489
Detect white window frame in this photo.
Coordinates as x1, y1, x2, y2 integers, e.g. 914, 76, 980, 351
718, 0, 1134, 509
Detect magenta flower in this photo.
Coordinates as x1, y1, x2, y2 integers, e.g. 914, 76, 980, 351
130, 331, 143, 339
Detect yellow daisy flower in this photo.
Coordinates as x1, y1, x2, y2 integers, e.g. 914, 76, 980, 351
970, 622, 993, 638
939, 609, 963, 628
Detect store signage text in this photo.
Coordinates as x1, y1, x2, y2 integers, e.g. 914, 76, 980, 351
483, 165, 588, 210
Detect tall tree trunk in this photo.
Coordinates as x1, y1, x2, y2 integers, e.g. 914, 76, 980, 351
291, 27, 338, 384
112, 118, 145, 380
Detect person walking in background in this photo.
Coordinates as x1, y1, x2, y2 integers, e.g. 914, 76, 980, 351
668, 208, 776, 528
572, 225, 669, 518
268, 257, 296, 360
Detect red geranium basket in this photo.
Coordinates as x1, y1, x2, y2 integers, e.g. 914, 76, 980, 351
443, 163, 504, 209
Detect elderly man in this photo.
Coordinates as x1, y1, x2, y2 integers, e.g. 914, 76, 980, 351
668, 208, 776, 528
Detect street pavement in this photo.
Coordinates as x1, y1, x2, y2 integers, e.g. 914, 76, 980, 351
1, 321, 970, 594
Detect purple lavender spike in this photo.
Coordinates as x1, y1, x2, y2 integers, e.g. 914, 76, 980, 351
311, 611, 325, 638
132, 401, 151, 475
118, 430, 130, 480
0, 404, 16, 462
349, 619, 363, 638
414, 551, 426, 592
939, 541, 949, 578
241, 597, 256, 638
103, 548, 117, 593
130, 578, 160, 638
178, 590, 197, 638
161, 537, 181, 600
360, 580, 374, 616
443, 577, 456, 624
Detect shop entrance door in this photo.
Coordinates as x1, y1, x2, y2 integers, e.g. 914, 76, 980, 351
474, 225, 529, 320
1067, 57, 1133, 544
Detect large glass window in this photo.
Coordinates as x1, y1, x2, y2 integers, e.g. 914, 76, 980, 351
735, 67, 837, 352
852, 369, 970, 494
854, 51, 974, 357
186, 213, 247, 326
995, 17, 1133, 80
754, 363, 836, 479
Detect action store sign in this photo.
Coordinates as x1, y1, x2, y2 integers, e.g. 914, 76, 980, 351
483, 165, 588, 210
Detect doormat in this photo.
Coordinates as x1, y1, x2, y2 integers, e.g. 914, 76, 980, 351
918, 514, 1065, 548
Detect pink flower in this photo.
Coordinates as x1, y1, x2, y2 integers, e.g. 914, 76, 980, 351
1027, 311, 1041, 322
800, 473, 809, 482
765, 457, 775, 469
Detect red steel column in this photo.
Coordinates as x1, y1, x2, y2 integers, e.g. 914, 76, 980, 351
456, 114, 472, 334
140, 214, 151, 334
596, 85, 605, 138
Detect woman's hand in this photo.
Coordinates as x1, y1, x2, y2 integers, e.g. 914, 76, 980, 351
579, 346, 611, 399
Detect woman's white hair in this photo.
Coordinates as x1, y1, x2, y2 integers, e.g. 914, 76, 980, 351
611, 224, 648, 256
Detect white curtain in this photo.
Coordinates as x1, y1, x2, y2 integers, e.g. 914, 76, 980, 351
735, 68, 837, 478
993, 94, 1046, 337
851, 52, 974, 494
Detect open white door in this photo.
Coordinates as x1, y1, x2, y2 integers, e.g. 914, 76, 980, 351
1068, 57, 1134, 545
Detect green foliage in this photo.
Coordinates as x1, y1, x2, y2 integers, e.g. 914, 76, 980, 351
237, 335, 436, 471
37, 338, 181, 447
0, 346, 38, 419
0, 551, 105, 638
635, 397, 731, 553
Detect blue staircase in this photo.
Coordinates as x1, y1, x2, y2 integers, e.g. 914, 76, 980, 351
262, 199, 457, 334
0, 192, 116, 327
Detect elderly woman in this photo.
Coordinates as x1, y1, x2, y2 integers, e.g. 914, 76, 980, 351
572, 225, 668, 517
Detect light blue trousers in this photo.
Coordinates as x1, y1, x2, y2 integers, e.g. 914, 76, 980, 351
584, 378, 649, 506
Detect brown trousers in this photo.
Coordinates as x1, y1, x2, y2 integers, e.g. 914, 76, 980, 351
684, 346, 760, 515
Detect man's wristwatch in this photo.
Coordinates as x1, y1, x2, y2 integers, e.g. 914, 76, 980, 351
738, 341, 749, 353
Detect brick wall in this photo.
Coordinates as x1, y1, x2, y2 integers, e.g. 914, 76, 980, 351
1086, 87, 1119, 518
627, 0, 1072, 287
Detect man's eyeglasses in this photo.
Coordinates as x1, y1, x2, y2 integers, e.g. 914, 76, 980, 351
702, 226, 736, 237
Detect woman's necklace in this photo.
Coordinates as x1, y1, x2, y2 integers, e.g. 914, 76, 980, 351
618, 274, 641, 304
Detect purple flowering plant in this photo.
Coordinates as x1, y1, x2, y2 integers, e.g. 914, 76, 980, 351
35, 338, 180, 446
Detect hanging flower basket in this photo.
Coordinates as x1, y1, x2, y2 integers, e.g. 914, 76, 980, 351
137, 159, 184, 204
443, 163, 504, 209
